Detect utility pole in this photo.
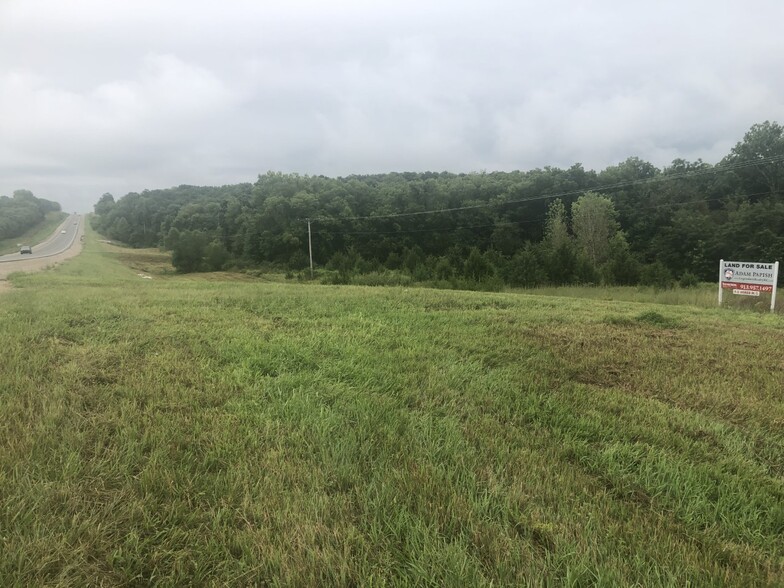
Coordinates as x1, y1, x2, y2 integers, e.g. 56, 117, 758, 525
307, 218, 314, 279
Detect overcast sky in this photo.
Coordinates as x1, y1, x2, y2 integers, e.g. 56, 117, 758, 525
1, 0, 782, 212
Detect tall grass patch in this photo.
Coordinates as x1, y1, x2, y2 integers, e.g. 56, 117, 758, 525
0, 232, 783, 585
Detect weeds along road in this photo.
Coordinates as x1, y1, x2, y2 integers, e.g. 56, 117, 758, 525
0, 213, 85, 291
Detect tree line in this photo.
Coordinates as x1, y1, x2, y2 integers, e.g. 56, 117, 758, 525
90, 121, 784, 288
0, 190, 62, 242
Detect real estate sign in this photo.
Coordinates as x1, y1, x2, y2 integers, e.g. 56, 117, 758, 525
719, 259, 779, 311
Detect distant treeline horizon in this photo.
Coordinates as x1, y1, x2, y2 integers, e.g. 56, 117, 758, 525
90, 121, 784, 289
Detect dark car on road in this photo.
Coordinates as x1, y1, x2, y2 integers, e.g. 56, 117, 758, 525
20, 246, 32, 254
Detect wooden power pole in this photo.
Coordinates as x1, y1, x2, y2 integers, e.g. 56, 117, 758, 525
307, 218, 314, 279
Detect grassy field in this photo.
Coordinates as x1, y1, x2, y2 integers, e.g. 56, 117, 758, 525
0, 211, 68, 255
1, 230, 783, 586
523, 283, 784, 313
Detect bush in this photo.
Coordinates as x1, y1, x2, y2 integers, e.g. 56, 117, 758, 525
171, 230, 208, 273
204, 240, 230, 271
463, 248, 494, 281
320, 270, 348, 285
326, 251, 355, 283
433, 257, 454, 280
575, 254, 599, 285
546, 243, 578, 285
350, 271, 414, 287
288, 250, 310, 271
678, 271, 699, 288
504, 246, 547, 287
603, 233, 641, 285
640, 261, 674, 290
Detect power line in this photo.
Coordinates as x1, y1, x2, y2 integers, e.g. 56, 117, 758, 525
310, 190, 778, 237
306, 154, 784, 223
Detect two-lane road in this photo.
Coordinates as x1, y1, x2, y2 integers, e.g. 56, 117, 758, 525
0, 214, 82, 263
0, 214, 86, 290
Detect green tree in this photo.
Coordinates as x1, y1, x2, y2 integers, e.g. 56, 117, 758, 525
640, 261, 674, 289
547, 242, 578, 285
0, 189, 61, 240
94, 192, 115, 216
464, 247, 493, 281
575, 252, 599, 284
326, 251, 355, 284
571, 192, 619, 265
490, 224, 522, 256
402, 246, 425, 274
722, 121, 784, 197
433, 257, 454, 280
204, 240, 230, 271
112, 217, 131, 243
165, 227, 181, 251
602, 232, 640, 285
171, 230, 208, 273
543, 198, 570, 251
504, 244, 547, 287
84, 122, 784, 289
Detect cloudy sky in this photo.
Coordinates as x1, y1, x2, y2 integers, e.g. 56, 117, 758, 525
1, 0, 782, 212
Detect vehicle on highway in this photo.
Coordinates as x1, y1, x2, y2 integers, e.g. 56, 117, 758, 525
20, 246, 32, 254
61, 230, 67, 234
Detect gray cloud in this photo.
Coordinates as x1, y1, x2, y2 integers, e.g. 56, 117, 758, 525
0, 0, 782, 212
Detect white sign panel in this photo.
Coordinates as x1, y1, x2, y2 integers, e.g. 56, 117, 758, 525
718, 259, 779, 312
732, 289, 760, 297
721, 261, 776, 287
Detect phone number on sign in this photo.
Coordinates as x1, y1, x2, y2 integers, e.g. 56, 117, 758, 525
721, 282, 773, 292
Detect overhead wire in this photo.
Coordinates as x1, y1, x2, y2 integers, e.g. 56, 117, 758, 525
305, 153, 784, 224
310, 190, 778, 237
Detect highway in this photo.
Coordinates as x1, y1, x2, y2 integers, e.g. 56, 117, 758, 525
0, 214, 82, 263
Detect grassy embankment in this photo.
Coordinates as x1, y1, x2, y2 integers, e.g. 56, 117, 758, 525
0, 211, 68, 255
1, 229, 783, 586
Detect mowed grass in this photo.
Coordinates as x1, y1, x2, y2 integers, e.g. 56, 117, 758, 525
1, 233, 783, 586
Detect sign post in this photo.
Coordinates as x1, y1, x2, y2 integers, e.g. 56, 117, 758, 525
719, 259, 779, 312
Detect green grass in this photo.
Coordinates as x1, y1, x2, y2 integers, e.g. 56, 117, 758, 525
0, 211, 68, 254
522, 283, 784, 312
1, 230, 783, 586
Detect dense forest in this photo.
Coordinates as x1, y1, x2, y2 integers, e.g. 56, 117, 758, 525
91, 121, 784, 288
0, 190, 62, 241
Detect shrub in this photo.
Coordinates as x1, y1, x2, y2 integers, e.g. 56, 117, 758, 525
640, 261, 674, 290
204, 240, 230, 271
504, 246, 547, 287
679, 271, 699, 288
463, 247, 494, 281
350, 271, 414, 287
